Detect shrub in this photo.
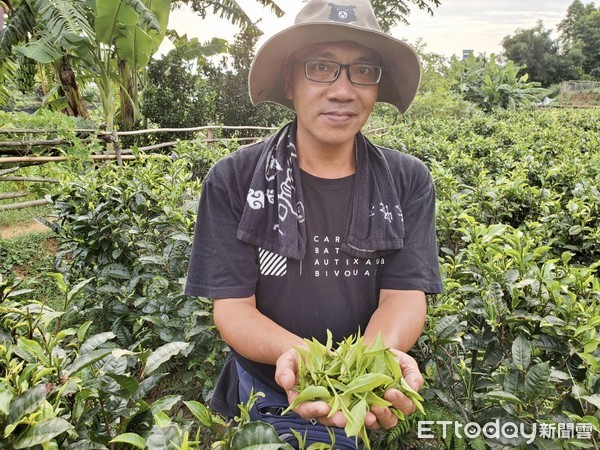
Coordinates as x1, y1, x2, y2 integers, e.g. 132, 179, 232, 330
51, 148, 229, 402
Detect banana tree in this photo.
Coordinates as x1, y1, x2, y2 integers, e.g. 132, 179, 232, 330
182, 0, 285, 28
182, 0, 442, 33
0, 0, 13, 31
0, 0, 92, 116
94, 0, 172, 130
0, 0, 171, 133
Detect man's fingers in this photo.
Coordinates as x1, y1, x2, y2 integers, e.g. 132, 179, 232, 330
274, 349, 299, 391
391, 349, 425, 391
385, 388, 418, 416
368, 406, 398, 430
292, 400, 330, 420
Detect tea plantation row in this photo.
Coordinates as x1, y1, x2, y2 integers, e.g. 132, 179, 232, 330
1, 107, 598, 449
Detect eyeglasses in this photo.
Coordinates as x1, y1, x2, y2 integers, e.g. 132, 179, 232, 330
295, 59, 383, 86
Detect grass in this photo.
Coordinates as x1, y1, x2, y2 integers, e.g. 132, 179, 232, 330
0, 230, 62, 310
554, 90, 600, 107
0, 204, 53, 228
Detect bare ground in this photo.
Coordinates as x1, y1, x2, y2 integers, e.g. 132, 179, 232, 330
0, 220, 53, 240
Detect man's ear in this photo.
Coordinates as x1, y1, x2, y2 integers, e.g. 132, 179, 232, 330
282, 64, 294, 101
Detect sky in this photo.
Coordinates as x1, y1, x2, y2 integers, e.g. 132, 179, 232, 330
163, 0, 595, 59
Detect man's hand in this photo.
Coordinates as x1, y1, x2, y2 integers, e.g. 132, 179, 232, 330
275, 347, 346, 427
365, 350, 424, 430
274, 347, 423, 430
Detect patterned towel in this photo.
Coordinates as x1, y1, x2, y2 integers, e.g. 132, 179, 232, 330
237, 120, 405, 260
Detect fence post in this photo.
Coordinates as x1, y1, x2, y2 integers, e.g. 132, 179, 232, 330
207, 127, 214, 150
113, 130, 122, 166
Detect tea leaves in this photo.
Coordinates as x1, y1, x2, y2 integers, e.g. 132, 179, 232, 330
285, 331, 424, 449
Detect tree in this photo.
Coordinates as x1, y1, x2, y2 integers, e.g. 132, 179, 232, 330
557, 0, 597, 47
202, 24, 292, 134
448, 54, 545, 112
0, 0, 91, 117
0, 0, 13, 32
178, 0, 284, 28
141, 34, 227, 138
180, 0, 442, 33
501, 21, 584, 86
0, 0, 172, 132
577, 10, 600, 76
371, 0, 441, 32
558, 0, 600, 78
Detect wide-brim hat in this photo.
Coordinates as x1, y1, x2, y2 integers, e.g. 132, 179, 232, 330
249, 0, 421, 114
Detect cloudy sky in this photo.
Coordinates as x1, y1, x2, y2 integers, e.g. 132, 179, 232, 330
165, 0, 594, 58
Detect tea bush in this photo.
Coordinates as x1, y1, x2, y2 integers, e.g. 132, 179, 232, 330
2, 108, 598, 448
369, 107, 599, 449
51, 148, 229, 404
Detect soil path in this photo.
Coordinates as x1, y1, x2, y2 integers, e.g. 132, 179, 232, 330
0, 220, 52, 240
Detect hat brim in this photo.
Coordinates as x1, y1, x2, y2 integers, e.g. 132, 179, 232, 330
248, 22, 421, 114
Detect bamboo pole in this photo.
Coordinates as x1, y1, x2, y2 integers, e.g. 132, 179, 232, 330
97, 125, 278, 136
0, 199, 51, 211
0, 139, 80, 147
0, 166, 20, 176
0, 129, 96, 134
0, 125, 277, 136
0, 155, 144, 164
0, 190, 30, 200
0, 176, 60, 183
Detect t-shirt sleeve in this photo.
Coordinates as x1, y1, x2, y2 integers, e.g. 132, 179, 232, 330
185, 175, 259, 299
380, 166, 444, 294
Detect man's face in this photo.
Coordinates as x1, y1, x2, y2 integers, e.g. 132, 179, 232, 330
283, 41, 380, 151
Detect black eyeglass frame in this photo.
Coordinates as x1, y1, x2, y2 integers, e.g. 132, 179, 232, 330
294, 59, 384, 86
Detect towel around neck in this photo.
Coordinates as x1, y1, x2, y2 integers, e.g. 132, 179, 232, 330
237, 120, 405, 260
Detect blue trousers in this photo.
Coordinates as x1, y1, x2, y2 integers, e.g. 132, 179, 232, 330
236, 361, 364, 450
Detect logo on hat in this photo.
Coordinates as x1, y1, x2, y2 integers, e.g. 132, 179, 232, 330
328, 3, 357, 23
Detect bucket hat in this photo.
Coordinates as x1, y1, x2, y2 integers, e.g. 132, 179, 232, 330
248, 0, 421, 114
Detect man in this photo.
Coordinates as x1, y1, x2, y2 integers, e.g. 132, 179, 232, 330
185, 0, 443, 448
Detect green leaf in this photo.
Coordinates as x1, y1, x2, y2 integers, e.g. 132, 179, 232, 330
106, 373, 139, 398
524, 362, 550, 400
0, 388, 13, 415
152, 411, 170, 428
16, 338, 47, 363
65, 348, 112, 375
13, 418, 73, 449
131, 373, 168, 404
67, 277, 94, 303
7, 384, 48, 424
149, 395, 181, 414
101, 263, 130, 279
47, 272, 68, 293
364, 391, 392, 408
142, 342, 189, 376
285, 385, 331, 413
485, 390, 524, 404
230, 421, 294, 450
345, 373, 393, 395
345, 398, 368, 437
582, 394, 600, 409
110, 433, 146, 449
14, 37, 63, 64
79, 332, 116, 355
503, 369, 520, 394
184, 400, 214, 427
481, 224, 508, 244
512, 335, 531, 370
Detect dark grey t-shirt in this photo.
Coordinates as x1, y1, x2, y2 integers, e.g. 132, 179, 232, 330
185, 139, 443, 400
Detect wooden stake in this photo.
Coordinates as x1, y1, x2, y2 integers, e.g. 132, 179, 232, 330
0, 199, 51, 211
